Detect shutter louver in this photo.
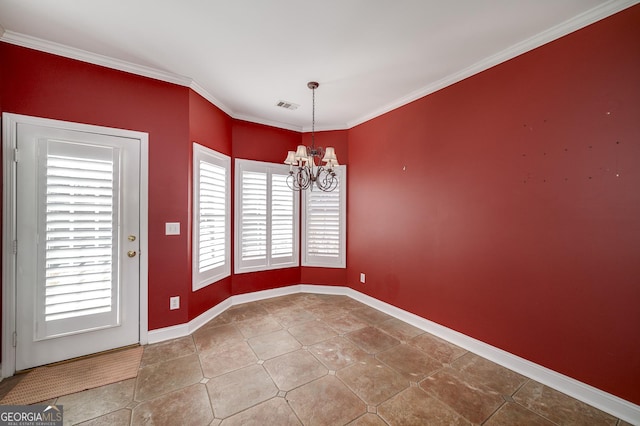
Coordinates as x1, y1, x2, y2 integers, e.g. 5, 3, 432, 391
306, 187, 341, 258
241, 171, 267, 261
192, 143, 230, 290
44, 154, 115, 322
198, 161, 226, 272
235, 159, 299, 273
271, 174, 294, 258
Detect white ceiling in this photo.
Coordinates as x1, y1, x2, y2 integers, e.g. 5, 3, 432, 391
0, 0, 636, 131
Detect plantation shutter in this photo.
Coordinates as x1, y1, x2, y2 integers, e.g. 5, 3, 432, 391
271, 173, 294, 260
240, 171, 268, 266
197, 162, 226, 272
37, 139, 120, 338
302, 166, 346, 268
192, 143, 230, 290
235, 159, 299, 273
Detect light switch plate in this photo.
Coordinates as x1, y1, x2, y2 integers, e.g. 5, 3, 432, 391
170, 296, 180, 310
360, 273, 366, 284
165, 222, 180, 235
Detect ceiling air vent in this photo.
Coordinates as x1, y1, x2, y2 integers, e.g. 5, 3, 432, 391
276, 100, 299, 111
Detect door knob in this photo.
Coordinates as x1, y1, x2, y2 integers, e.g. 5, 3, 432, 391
127, 251, 137, 258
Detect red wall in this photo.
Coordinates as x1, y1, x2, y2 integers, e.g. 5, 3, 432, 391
187, 91, 234, 319
231, 120, 302, 295
299, 129, 349, 286
347, 6, 640, 404
1, 4, 638, 405
0, 44, 195, 330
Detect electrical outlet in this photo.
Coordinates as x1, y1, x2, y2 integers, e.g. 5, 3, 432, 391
169, 296, 180, 310
360, 273, 366, 284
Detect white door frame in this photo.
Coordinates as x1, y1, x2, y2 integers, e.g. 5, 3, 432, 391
1, 113, 149, 377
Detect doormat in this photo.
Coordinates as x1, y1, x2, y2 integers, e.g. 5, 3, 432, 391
0, 346, 143, 405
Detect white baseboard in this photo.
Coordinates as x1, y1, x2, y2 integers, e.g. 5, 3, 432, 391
146, 284, 640, 424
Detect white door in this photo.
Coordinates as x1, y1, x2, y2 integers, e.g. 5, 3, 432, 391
14, 121, 140, 370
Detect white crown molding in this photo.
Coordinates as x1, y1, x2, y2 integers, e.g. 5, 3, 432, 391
0, 30, 192, 87
147, 284, 640, 423
188, 80, 234, 118
347, 0, 640, 129
1, 0, 637, 133
232, 113, 304, 133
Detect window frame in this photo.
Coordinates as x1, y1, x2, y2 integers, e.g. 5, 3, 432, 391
192, 143, 231, 291
302, 165, 347, 268
234, 158, 300, 274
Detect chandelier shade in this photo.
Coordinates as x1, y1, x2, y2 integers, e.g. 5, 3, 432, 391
284, 82, 339, 192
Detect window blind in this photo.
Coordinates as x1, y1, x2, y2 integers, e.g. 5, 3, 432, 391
235, 159, 299, 273
44, 153, 115, 322
240, 171, 267, 262
192, 143, 230, 290
197, 161, 226, 272
271, 174, 294, 259
302, 166, 346, 268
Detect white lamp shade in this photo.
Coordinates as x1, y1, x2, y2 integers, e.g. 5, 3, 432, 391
284, 151, 297, 165
327, 159, 339, 168
322, 147, 337, 163
294, 145, 308, 160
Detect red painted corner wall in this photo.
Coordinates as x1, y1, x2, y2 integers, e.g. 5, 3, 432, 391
231, 120, 303, 295
187, 90, 234, 320
0, 43, 194, 330
300, 129, 349, 286
346, 6, 640, 403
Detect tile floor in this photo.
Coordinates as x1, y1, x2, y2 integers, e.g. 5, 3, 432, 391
0, 293, 633, 425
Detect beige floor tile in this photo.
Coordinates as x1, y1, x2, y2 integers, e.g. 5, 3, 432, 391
219, 397, 301, 425
375, 318, 424, 341
306, 303, 350, 320
199, 340, 258, 378
288, 320, 338, 345
309, 336, 370, 370
514, 381, 618, 425
131, 384, 213, 426
420, 366, 504, 424
76, 408, 132, 426
56, 379, 135, 426
345, 326, 400, 354
258, 295, 299, 313
140, 335, 195, 367
286, 376, 366, 426
193, 324, 245, 354
346, 413, 388, 425
484, 402, 555, 425
321, 313, 369, 334
271, 308, 317, 327
263, 350, 328, 391
351, 307, 394, 325
409, 332, 468, 364
206, 364, 278, 419
235, 315, 282, 338
337, 359, 408, 406
21, 293, 631, 426
199, 314, 232, 330
219, 303, 270, 323
450, 352, 528, 395
135, 353, 202, 401
378, 386, 470, 425
376, 343, 443, 380
248, 329, 301, 360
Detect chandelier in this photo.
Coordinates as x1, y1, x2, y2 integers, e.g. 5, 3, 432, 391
284, 82, 339, 192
